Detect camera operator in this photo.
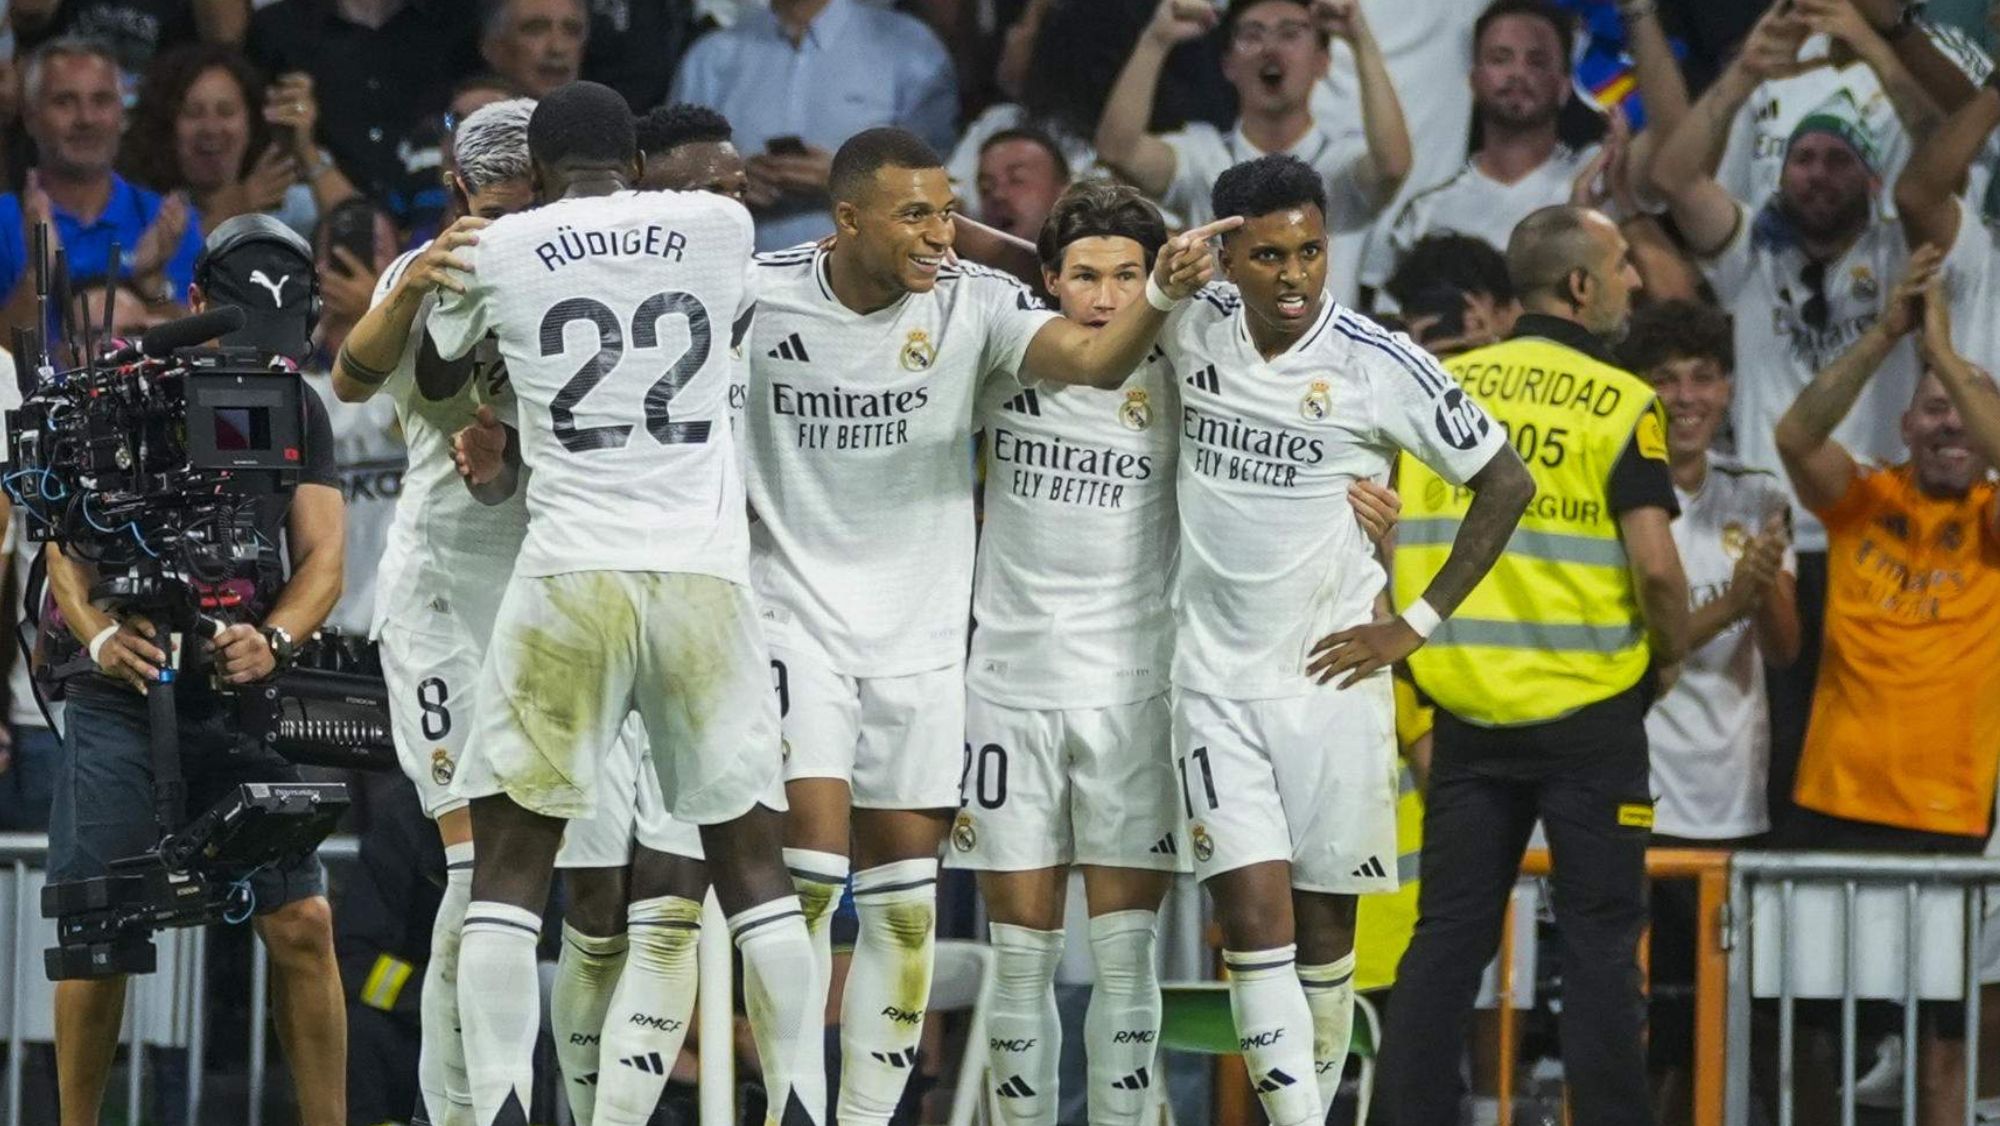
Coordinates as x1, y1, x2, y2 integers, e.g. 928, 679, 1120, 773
43, 213, 348, 1126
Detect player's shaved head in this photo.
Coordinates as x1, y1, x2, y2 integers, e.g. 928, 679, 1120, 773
527, 80, 635, 170
1037, 179, 1167, 271
830, 127, 944, 205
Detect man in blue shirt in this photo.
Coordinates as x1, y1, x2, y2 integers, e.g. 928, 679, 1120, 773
669, 0, 958, 250
0, 37, 204, 339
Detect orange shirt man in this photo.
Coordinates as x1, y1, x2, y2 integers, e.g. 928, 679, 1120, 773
1775, 248, 2000, 844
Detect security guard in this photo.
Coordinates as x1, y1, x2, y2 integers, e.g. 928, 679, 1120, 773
1379, 205, 1691, 1126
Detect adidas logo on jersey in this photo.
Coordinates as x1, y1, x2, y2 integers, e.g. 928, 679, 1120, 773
1149, 834, 1178, 856
1111, 1066, 1153, 1091
1254, 1068, 1299, 1094
995, 1075, 1038, 1099
767, 333, 812, 362
577, 1071, 599, 1086
1002, 389, 1042, 416
871, 1047, 919, 1069
1351, 855, 1388, 880
1186, 364, 1220, 395
619, 1051, 667, 1075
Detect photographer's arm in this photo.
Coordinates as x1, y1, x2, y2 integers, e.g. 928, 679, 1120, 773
211, 482, 343, 685
45, 543, 164, 692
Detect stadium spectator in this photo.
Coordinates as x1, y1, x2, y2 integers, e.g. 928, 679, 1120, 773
1896, 34, 2000, 373
1095, 0, 1410, 253
0, 38, 204, 339
248, 0, 479, 226
1361, 0, 1600, 299
1771, 245, 2000, 1126
121, 44, 359, 240
580, 0, 698, 112
1621, 299, 1799, 1124
974, 126, 1067, 243
1650, 2, 1939, 829
1381, 231, 1520, 357
1717, 0, 1991, 222
480, 0, 587, 100
669, 0, 959, 250
10, 0, 246, 82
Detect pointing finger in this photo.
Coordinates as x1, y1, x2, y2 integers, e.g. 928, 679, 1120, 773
1183, 215, 1245, 242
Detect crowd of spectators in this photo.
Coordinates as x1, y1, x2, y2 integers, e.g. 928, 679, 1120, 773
0, 0, 1996, 1121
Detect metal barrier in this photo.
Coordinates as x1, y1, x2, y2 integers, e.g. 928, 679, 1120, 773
1494, 847, 1731, 1126
1724, 851, 2000, 1126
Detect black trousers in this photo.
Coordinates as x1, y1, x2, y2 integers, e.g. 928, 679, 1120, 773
1762, 550, 1827, 836
1381, 691, 1655, 1126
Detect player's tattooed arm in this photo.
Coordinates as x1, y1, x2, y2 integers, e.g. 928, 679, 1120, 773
332, 217, 488, 403
1024, 216, 1240, 388
1307, 445, 1532, 688
452, 404, 522, 505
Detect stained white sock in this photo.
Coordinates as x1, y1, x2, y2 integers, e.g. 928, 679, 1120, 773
837, 858, 939, 1126
784, 846, 848, 1012
458, 901, 544, 1126
592, 896, 702, 1126
419, 843, 475, 1126
985, 923, 1063, 1125
1299, 951, 1357, 1113
1085, 909, 1163, 1125
732, 895, 827, 1125
1224, 945, 1321, 1126
551, 922, 628, 1126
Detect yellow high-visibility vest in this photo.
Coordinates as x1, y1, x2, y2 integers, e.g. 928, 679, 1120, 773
1394, 328, 1668, 727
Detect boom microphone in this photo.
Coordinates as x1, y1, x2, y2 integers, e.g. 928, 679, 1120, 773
108, 307, 247, 363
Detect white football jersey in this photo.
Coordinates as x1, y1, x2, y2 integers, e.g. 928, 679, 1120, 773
302, 369, 405, 636
1940, 198, 2000, 377
744, 246, 1058, 677
371, 245, 528, 637
1361, 144, 1601, 293
1701, 204, 1916, 551
428, 190, 757, 583
1161, 120, 1375, 235
969, 350, 1179, 710
1646, 457, 1794, 839
1166, 291, 1506, 699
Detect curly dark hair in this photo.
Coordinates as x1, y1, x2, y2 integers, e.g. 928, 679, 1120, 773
120, 43, 274, 195
1617, 298, 1735, 376
1210, 153, 1327, 225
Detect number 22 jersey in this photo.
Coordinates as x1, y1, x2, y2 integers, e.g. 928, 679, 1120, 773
427, 190, 758, 583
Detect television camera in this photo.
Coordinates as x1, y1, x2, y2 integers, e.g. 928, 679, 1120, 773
4, 237, 396, 979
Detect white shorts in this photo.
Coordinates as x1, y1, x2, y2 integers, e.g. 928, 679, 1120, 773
1174, 676, 1400, 895
454, 571, 783, 826
380, 620, 482, 819
556, 715, 706, 867
949, 692, 1187, 873
771, 639, 964, 810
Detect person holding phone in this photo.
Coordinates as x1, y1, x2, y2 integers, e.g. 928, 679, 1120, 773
667, 0, 960, 250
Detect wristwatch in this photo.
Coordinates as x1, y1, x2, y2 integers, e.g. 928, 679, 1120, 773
260, 625, 297, 671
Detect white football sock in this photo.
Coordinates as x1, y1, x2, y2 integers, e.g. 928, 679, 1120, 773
1299, 951, 1357, 1113
592, 895, 702, 1126
837, 858, 939, 1126
1085, 909, 1163, 1125
732, 895, 828, 1125
784, 847, 848, 1013
458, 901, 544, 1126
419, 842, 475, 1126
1224, 945, 1321, 1126
985, 923, 1063, 1125
551, 922, 628, 1126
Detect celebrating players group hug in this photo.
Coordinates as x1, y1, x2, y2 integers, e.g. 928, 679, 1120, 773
349, 79, 1530, 1126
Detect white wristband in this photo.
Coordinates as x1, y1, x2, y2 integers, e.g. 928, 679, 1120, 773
1144, 274, 1178, 312
87, 624, 120, 667
1399, 598, 1443, 640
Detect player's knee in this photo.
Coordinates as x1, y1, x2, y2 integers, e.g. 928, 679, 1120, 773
564, 869, 629, 936
258, 896, 335, 970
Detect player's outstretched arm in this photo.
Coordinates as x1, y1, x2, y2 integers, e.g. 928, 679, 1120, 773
452, 404, 523, 505
1023, 216, 1240, 388
951, 215, 1042, 290
1307, 445, 1533, 688
333, 217, 488, 402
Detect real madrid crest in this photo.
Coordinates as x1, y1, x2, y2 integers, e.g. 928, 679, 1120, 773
1120, 389, 1152, 430
1720, 521, 1748, 560
951, 810, 977, 852
430, 748, 455, 787
1849, 265, 1879, 304
1190, 822, 1215, 863
900, 329, 936, 372
1301, 379, 1331, 422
